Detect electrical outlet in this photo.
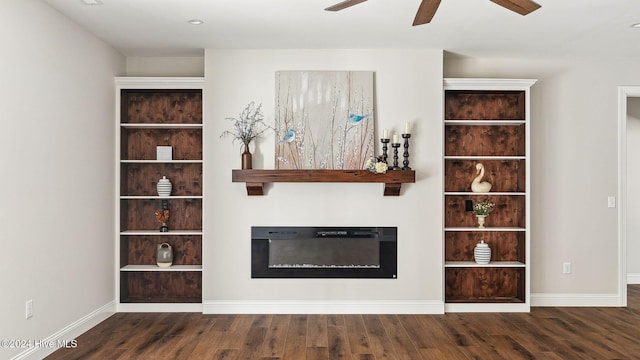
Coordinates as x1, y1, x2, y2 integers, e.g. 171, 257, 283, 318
25, 300, 33, 319
608, 196, 616, 208
563, 262, 572, 274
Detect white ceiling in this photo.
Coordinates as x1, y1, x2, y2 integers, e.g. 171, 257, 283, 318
42, 0, 640, 59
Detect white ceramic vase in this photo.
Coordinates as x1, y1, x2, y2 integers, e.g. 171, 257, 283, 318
156, 243, 173, 268
476, 214, 488, 228
157, 176, 172, 197
474, 240, 491, 265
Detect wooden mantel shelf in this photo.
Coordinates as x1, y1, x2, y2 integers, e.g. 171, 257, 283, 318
232, 169, 416, 196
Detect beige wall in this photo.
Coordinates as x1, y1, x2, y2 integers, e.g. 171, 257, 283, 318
126, 57, 204, 77
0, 0, 125, 358
203, 49, 444, 308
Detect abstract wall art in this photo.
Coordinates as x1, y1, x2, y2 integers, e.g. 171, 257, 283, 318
275, 71, 375, 169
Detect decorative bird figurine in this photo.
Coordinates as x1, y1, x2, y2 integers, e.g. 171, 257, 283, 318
348, 113, 369, 125
278, 128, 295, 144
471, 163, 492, 193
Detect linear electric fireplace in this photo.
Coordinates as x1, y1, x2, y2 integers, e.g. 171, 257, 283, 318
251, 226, 397, 278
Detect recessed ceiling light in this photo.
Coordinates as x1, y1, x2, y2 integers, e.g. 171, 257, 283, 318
188, 19, 204, 25
631, 23, 640, 28
81, 0, 103, 5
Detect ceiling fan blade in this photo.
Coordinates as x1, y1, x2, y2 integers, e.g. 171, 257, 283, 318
325, 0, 368, 12
489, 0, 541, 15
413, 0, 441, 26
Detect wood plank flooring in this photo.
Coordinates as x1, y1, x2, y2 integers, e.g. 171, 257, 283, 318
47, 285, 640, 359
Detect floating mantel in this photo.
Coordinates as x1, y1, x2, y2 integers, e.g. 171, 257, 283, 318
232, 169, 416, 196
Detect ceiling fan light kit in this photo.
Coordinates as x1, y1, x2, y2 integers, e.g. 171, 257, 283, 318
325, 0, 541, 26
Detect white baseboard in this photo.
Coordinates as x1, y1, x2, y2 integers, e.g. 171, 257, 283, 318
11, 301, 116, 360
203, 300, 445, 314
531, 293, 622, 307
628, 273, 640, 284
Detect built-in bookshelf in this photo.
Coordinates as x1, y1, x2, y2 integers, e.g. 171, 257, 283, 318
443, 78, 536, 312
116, 77, 204, 311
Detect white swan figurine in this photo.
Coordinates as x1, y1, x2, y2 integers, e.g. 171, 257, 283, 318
471, 163, 492, 193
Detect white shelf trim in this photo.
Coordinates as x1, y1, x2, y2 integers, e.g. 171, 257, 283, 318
444, 261, 525, 268
444, 227, 526, 232
444, 303, 529, 313
121, 123, 202, 128
443, 78, 537, 89
120, 265, 202, 272
121, 159, 203, 164
120, 195, 203, 199
445, 120, 525, 125
117, 303, 203, 313
444, 192, 525, 196
115, 76, 204, 88
120, 230, 203, 236
444, 156, 526, 160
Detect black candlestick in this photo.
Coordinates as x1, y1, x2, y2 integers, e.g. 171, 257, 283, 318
391, 143, 401, 170
381, 138, 390, 163
402, 133, 411, 170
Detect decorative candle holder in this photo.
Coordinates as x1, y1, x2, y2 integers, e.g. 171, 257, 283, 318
380, 138, 390, 163
391, 143, 401, 170
402, 133, 411, 170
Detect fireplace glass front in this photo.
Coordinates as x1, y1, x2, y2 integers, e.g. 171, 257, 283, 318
252, 227, 397, 279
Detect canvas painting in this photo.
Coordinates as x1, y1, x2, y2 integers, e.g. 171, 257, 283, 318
275, 71, 375, 169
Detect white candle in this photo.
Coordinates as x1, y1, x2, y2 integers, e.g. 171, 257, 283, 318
405, 121, 410, 134
393, 134, 399, 144
383, 128, 389, 139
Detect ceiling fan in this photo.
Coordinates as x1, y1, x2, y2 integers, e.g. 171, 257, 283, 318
325, 0, 541, 26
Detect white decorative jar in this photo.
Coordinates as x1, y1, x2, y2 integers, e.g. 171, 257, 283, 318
474, 240, 491, 265
156, 243, 173, 268
157, 176, 172, 197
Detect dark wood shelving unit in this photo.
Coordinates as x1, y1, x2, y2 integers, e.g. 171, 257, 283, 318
232, 169, 416, 196
443, 78, 535, 312
116, 77, 204, 309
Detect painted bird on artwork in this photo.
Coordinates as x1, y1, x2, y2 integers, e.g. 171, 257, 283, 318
348, 113, 369, 125
278, 128, 295, 144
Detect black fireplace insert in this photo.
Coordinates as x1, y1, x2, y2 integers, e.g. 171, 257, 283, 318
251, 226, 397, 279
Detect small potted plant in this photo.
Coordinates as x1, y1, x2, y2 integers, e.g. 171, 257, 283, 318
472, 199, 495, 228
220, 102, 271, 169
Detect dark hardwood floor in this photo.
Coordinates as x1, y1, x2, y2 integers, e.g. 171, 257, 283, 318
47, 285, 640, 359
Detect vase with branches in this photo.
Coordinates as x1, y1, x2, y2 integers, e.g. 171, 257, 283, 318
220, 102, 271, 169
155, 209, 170, 232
